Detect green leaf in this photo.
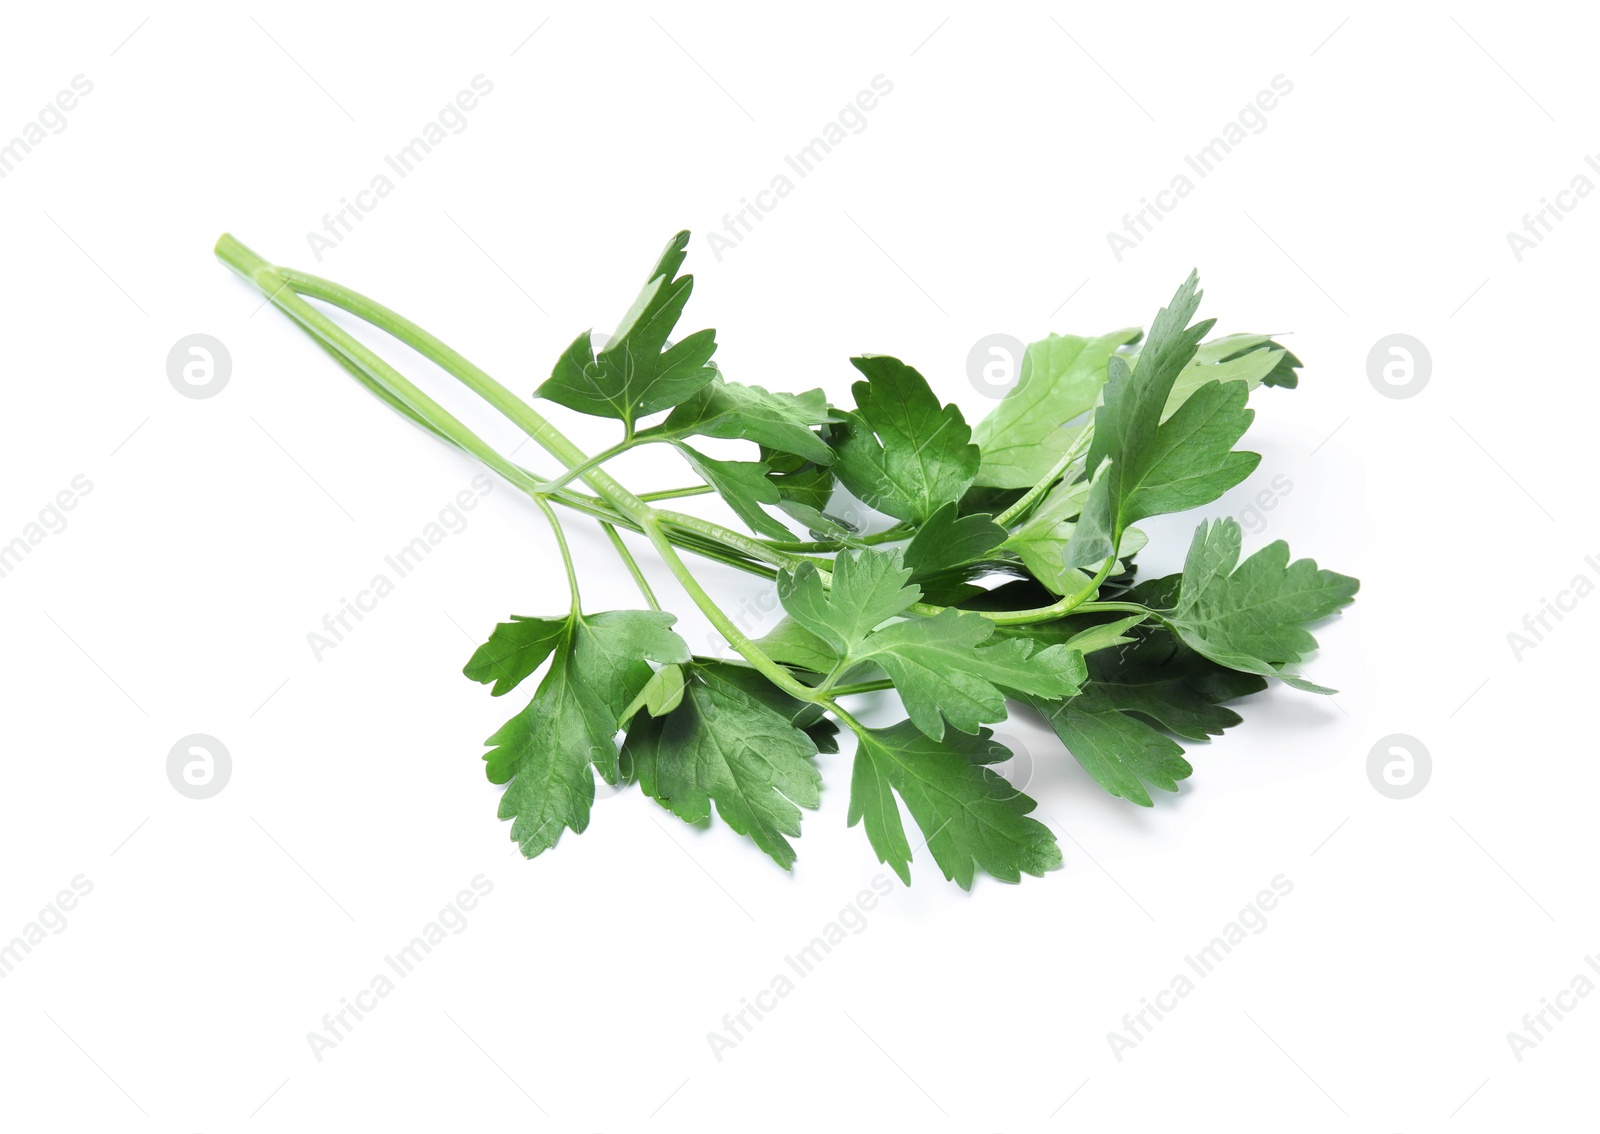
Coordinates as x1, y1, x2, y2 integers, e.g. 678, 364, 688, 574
1003, 469, 1146, 595
1015, 474, 1091, 529
1025, 687, 1194, 807
1022, 631, 1266, 806
640, 377, 837, 463
462, 615, 569, 696
483, 611, 690, 857
830, 355, 980, 522
972, 328, 1142, 489
996, 613, 1148, 656
673, 444, 793, 540
901, 502, 1007, 604
1156, 333, 1292, 420
1166, 518, 1359, 692
1083, 640, 1266, 742
752, 618, 849, 675
766, 459, 835, 513
776, 546, 1083, 737
535, 232, 717, 428
849, 721, 1060, 888
776, 549, 920, 655
702, 663, 840, 757
1065, 274, 1258, 568
622, 663, 687, 724
853, 609, 1086, 739
623, 663, 823, 869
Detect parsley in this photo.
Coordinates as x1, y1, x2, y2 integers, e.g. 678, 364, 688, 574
216, 230, 1358, 889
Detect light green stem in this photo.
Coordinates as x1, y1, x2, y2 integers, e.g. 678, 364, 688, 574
828, 679, 895, 697
963, 554, 1117, 626
1075, 600, 1172, 629
538, 438, 652, 495
536, 498, 581, 614
602, 523, 660, 611
993, 429, 1092, 528
759, 523, 911, 553
266, 261, 812, 576
638, 485, 714, 502
219, 236, 819, 705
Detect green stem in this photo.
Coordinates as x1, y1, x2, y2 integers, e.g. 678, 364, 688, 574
654, 509, 824, 571
222, 238, 819, 705
268, 260, 815, 579
828, 679, 894, 698
537, 438, 649, 494
536, 497, 581, 614
759, 523, 911, 553
830, 703, 871, 736
637, 485, 714, 502
217, 236, 550, 497
814, 655, 853, 697
993, 430, 1091, 528
953, 554, 1118, 627
639, 517, 822, 703
1075, 600, 1171, 629
602, 522, 660, 610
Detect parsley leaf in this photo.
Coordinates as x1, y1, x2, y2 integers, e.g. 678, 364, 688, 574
462, 615, 570, 697
1165, 518, 1359, 692
1022, 632, 1265, 806
1028, 688, 1194, 807
830, 355, 980, 523
673, 445, 794, 540
901, 502, 1008, 604
850, 722, 1061, 888
1066, 274, 1259, 568
972, 328, 1142, 489
477, 611, 690, 857
853, 609, 1085, 739
640, 377, 838, 463
777, 549, 1085, 738
1155, 333, 1298, 418
623, 662, 824, 869
752, 618, 849, 674
536, 232, 718, 428
777, 550, 921, 655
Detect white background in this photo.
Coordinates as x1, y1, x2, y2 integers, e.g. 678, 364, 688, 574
1, 2, 1593, 1130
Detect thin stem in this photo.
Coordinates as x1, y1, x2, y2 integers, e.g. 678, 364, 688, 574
830, 702, 870, 736
952, 554, 1118, 627
1069, 555, 1117, 607
638, 516, 822, 704
760, 524, 911, 553
993, 428, 1093, 528
602, 523, 660, 610
814, 655, 853, 697
536, 498, 581, 614
1075, 600, 1171, 630
270, 260, 610, 490
653, 509, 825, 570
1074, 601, 1153, 616
828, 679, 894, 698
637, 485, 714, 502
537, 438, 647, 494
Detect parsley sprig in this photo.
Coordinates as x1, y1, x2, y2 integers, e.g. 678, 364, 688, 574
216, 231, 1357, 889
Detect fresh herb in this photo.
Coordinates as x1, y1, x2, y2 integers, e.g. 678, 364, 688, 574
216, 230, 1357, 889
